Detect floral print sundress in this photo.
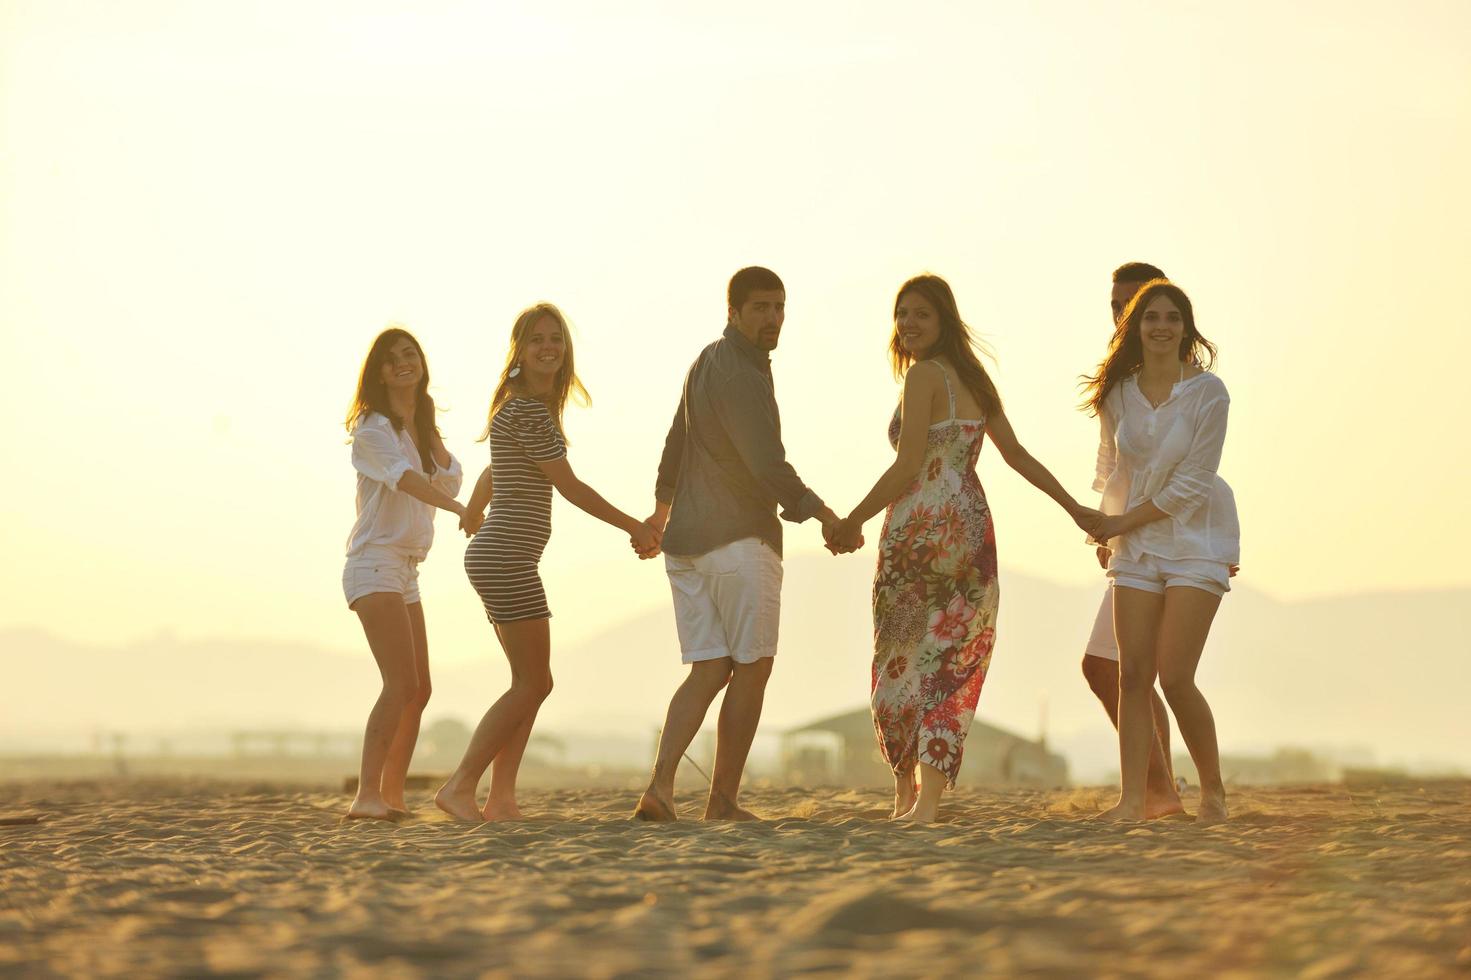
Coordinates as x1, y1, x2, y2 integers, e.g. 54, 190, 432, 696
871, 365, 999, 788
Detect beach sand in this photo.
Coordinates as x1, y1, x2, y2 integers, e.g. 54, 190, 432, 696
2, 779, 1468, 977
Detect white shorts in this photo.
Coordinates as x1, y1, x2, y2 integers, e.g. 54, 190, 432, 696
343, 546, 421, 608
1109, 553, 1231, 598
665, 537, 782, 665
1083, 588, 1119, 662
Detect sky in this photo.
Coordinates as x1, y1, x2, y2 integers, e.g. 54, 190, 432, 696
2, 2, 1468, 729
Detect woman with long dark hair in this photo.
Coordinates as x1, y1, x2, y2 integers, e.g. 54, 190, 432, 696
343, 327, 466, 821
830, 275, 1101, 823
1082, 279, 1238, 823
434, 303, 660, 821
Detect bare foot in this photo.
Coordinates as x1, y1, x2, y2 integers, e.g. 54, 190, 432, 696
703, 801, 761, 822
633, 786, 678, 822
387, 808, 416, 821
482, 797, 523, 822
434, 783, 485, 823
1145, 792, 1188, 820
892, 774, 918, 819
1095, 800, 1146, 822
896, 801, 940, 825
1195, 794, 1229, 826
344, 798, 402, 822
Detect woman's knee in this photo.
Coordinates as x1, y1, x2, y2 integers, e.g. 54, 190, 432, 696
1118, 659, 1158, 693
379, 675, 420, 709
1158, 669, 1197, 704
513, 673, 553, 703
407, 681, 432, 712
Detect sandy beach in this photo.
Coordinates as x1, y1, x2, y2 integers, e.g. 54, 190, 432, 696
2, 778, 1468, 977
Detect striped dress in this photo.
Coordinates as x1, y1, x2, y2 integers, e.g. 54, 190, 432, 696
464, 397, 567, 623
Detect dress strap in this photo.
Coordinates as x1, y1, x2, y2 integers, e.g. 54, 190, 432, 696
937, 364, 957, 421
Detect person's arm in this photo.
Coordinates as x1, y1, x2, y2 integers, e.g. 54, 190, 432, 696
511, 400, 660, 554
396, 471, 466, 517
842, 364, 941, 532
459, 466, 492, 535
712, 372, 830, 528
352, 420, 464, 517
653, 395, 687, 513
986, 406, 1101, 536
1094, 388, 1229, 540
538, 456, 659, 554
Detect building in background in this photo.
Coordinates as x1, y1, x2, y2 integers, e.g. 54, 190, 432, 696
781, 708, 1069, 788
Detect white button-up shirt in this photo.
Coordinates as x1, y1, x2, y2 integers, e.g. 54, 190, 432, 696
346, 412, 463, 559
1094, 371, 1240, 565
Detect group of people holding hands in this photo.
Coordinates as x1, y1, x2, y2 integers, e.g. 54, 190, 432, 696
341, 261, 1239, 827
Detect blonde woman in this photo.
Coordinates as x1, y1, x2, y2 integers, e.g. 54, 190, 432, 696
434, 304, 660, 821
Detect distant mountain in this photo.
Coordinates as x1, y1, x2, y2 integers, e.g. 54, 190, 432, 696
3, 563, 1467, 780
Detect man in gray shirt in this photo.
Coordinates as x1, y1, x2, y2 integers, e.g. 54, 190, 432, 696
634, 266, 857, 821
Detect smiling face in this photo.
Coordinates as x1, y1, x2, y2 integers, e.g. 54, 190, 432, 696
378, 336, 424, 391
730, 289, 785, 351
894, 291, 942, 357
1137, 295, 1185, 358
519, 313, 566, 382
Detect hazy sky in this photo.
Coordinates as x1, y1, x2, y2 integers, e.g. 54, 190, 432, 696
2, 0, 1467, 680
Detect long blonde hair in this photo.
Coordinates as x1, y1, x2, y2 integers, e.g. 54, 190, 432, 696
479, 303, 591, 441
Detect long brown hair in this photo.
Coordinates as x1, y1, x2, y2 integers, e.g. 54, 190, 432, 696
889, 274, 1002, 417
1080, 279, 1217, 416
345, 326, 439, 474
479, 303, 591, 442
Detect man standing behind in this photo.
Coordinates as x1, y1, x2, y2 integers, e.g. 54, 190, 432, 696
634, 266, 855, 822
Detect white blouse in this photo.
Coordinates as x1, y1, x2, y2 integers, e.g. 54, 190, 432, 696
346, 412, 463, 559
1094, 371, 1240, 566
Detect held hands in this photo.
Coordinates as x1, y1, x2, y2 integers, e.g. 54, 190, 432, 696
1070, 505, 1106, 540
459, 509, 484, 538
1090, 514, 1131, 543
628, 511, 666, 560
822, 513, 865, 556
629, 521, 662, 559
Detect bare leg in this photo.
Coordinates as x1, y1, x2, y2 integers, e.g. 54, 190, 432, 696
435, 618, 552, 822
897, 762, 946, 824
891, 765, 917, 819
381, 601, 432, 813
482, 625, 534, 821
634, 659, 732, 822
704, 658, 774, 821
1082, 655, 1183, 818
1155, 587, 1228, 824
1098, 587, 1165, 821
484, 715, 535, 821
348, 593, 422, 821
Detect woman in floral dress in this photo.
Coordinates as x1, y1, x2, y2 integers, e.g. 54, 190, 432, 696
831, 275, 1102, 823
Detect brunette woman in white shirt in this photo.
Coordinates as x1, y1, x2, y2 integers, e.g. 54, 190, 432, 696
343, 328, 467, 821
1083, 281, 1239, 824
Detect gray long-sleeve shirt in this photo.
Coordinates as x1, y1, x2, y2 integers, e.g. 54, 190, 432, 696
655, 324, 825, 558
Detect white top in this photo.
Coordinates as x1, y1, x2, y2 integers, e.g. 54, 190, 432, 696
346, 412, 463, 559
1094, 371, 1240, 565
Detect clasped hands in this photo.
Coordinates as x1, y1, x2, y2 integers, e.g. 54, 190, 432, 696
822, 513, 864, 556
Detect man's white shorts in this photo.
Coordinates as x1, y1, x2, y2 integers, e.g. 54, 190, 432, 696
1082, 587, 1119, 663
665, 537, 782, 665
